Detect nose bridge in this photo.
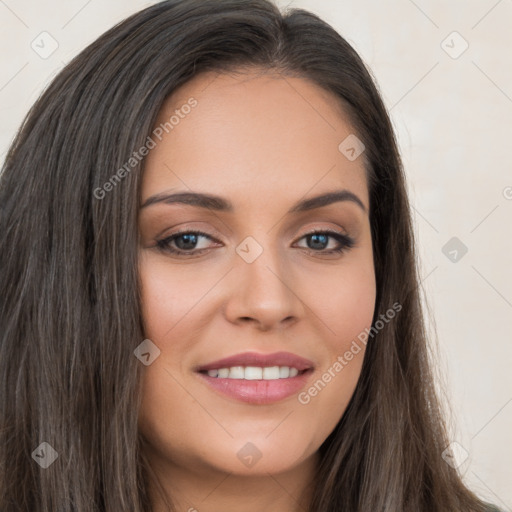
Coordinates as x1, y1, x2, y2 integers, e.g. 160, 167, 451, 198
224, 233, 303, 328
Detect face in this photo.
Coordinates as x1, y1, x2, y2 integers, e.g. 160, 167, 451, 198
137, 69, 376, 482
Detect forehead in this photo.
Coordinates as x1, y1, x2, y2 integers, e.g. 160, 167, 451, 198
142, 69, 369, 210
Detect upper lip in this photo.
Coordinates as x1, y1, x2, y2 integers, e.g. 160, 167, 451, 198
195, 351, 314, 372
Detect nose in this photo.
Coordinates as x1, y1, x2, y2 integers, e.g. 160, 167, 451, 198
223, 242, 305, 331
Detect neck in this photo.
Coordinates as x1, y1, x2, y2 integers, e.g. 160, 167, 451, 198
144, 448, 320, 512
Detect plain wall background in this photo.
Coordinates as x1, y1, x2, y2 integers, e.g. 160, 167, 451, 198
1, 0, 511, 508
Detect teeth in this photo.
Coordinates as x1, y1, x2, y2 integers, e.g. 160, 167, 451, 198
205, 366, 301, 380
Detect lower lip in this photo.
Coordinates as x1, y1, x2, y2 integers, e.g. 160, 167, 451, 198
196, 369, 313, 405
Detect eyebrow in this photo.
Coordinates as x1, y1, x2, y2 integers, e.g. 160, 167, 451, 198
140, 189, 367, 214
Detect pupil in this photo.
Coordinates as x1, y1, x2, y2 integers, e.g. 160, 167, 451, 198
176, 233, 197, 250
309, 233, 328, 250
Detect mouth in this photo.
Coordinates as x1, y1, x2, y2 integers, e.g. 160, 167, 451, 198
194, 351, 315, 405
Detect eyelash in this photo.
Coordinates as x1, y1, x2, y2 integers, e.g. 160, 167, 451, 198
155, 228, 355, 258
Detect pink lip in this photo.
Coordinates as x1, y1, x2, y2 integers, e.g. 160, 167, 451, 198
196, 369, 314, 405
194, 351, 315, 405
195, 351, 314, 372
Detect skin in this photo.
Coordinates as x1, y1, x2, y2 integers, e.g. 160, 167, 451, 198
137, 68, 376, 512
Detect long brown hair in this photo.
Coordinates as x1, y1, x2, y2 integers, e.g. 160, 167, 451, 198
0, 0, 499, 510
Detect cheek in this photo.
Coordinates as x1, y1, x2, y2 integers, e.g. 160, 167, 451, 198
138, 254, 217, 340
136, 257, 207, 465
299, 249, 377, 350
322, 267, 376, 343
292, 254, 375, 439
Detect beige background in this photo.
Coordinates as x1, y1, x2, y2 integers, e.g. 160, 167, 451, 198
1, 0, 511, 508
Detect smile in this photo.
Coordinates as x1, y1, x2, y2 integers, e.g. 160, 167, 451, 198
196, 367, 314, 405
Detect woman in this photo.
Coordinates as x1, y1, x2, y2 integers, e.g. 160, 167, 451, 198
0, 0, 503, 510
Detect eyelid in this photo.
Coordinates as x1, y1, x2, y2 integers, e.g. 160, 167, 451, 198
156, 228, 220, 251
155, 222, 222, 241
298, 225, 349, 238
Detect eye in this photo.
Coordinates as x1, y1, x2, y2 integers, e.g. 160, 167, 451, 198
155, 228, 355, 258
294, 229, 355, 255
156, 230, 220, 257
